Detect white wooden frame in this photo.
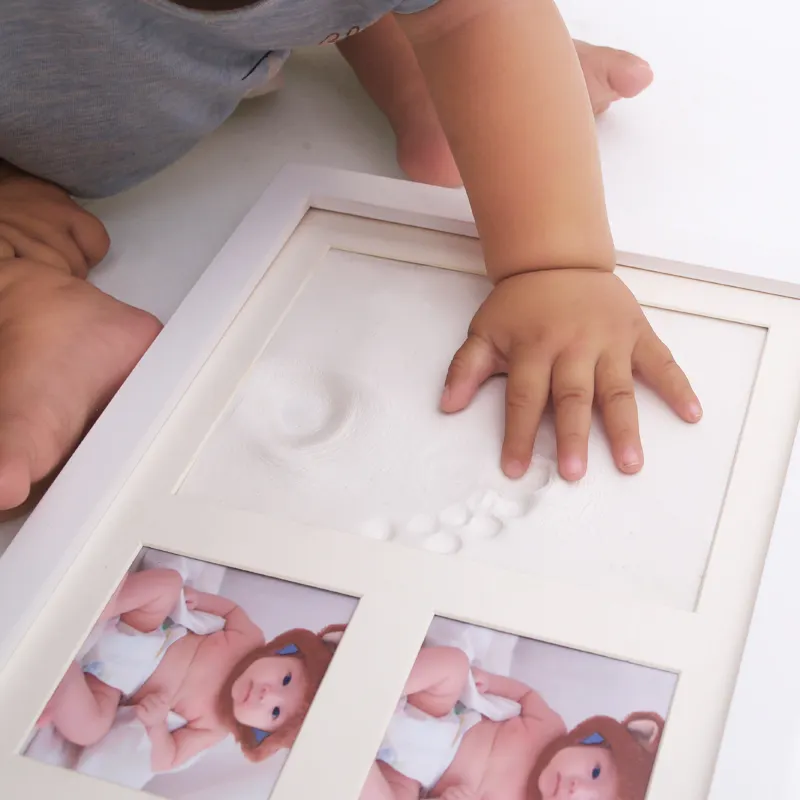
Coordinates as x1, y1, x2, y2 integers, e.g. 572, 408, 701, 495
1, 165, 799, 798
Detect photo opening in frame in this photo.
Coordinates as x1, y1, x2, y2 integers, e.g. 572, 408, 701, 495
360, 616, 676, 800
23, 547, 358, 799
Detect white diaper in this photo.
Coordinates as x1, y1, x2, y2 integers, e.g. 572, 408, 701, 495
377, 699, 482, 790
80, 619, 187, 698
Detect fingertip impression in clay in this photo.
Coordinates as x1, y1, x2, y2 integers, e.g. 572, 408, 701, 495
525, 458, 556, 491
423, 530, 462, 554
360, 518, 394, 541
462, 515, 503, 539
406, 513, 438, 536
491, 497, 528, 520
439, 503, 469, 528
467, 489, 497, 514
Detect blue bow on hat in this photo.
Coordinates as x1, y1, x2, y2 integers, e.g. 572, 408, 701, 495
581, 732, 606, 746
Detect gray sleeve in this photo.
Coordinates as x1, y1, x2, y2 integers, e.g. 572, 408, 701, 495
393, 0, 442, 13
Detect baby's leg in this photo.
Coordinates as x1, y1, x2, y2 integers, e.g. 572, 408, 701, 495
109, 568, 184, 633
36, 570, 181, 743
337, 15, 461, 189
338, 15, 654, 187
39, 661, 122, 747
406, 646, 470, 718
360, 761, 421, 800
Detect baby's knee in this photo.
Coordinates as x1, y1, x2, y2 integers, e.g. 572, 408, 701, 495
59, 679, 119, 747
148, 568, 184, 601
69, 709, 118, 747
127, 567, 184, 609
67, 715, 114, 748
439, 646, 471, 688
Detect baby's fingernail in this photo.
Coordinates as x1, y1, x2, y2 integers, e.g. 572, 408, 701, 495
688, 401, 703, 421
561, 456, 585, 481
504, 459, 526, 479
620, 447, 642, 470
440, 386, 451, 407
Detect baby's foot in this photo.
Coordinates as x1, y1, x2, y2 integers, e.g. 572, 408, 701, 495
0, 260, 161, 510
574, 40, 654, 116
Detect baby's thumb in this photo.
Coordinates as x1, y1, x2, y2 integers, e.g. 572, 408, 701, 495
440, 335, 497, 414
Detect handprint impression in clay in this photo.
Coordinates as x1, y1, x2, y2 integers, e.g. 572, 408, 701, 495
360, 648, 663, 800
37, 568, 342, 773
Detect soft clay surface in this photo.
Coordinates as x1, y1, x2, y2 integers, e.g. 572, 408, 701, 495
181, 250, 764, 611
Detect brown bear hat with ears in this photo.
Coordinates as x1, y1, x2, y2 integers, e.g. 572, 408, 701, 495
528, 712, 665, 800
218, 623, 346, 763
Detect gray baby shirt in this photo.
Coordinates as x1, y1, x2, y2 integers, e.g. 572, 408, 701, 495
0, 0, 438, 197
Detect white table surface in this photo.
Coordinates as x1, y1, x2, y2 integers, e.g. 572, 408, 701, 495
1, 0, 797, 550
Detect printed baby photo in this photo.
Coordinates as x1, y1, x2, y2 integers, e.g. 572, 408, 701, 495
360, 617, 674, 800
24, 548, 357, 799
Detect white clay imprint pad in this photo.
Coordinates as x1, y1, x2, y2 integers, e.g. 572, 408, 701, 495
180, 249, 764, 612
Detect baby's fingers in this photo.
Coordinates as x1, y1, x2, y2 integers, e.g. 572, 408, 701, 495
502, 352, 551, 479
551, 354, 596, 481
596, 353, 642, 474
441, 334, 497, 414
633, 333, 702, 423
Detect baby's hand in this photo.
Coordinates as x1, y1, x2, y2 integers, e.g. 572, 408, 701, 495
183, 587, 199, 610
441, 270, 701, 481
471, 667, 490, 694
135, 693, 171, 729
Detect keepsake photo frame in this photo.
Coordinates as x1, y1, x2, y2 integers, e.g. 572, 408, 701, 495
1, 167, 799, 799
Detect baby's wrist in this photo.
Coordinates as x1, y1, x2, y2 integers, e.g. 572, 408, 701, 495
483, 227, 616, 284
489, 263, 614, 288
487, 258, 615, 285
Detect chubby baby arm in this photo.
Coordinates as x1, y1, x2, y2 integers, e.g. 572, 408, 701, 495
398, 0, 613, 275
396, 1, 700, 482
135, 694, 177, 772
472, 666, 534, 704
146, 724, 226, 773
473, 667, 565, 735
136, 695, 225, 772
184, 587, 263, 643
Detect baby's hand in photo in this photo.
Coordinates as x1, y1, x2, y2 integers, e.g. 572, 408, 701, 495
471, 667, 490, 694
135, 693, 171, 729
183, 587, 199, 610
